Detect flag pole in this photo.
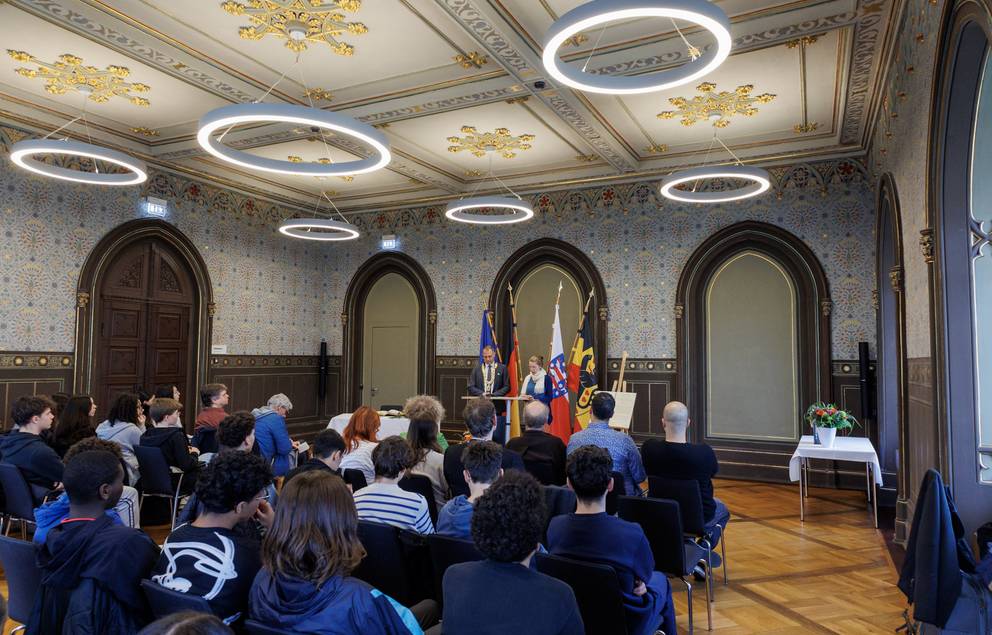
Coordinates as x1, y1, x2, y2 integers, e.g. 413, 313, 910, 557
485, 308, 502, 363
508, 283, 522, 381
548, 280, 563, 363
569, 289, 595, 355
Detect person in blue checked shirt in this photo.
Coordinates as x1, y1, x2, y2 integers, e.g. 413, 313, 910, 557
566, 392, 646, 496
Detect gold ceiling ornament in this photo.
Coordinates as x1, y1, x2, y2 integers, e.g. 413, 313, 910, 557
657, 82, 776, 128
8, 50, 151, 106
221, 0, 368, 55
446, 126, 535, 159
786, 35, 819, 48
793, 122, 818, 134
643, 144, 668, 154
464, 169, 483, 177
564, 33, 588, 48
303, 87, 334, 101
130, 127, 160, 137
454, 51, 488, 69
575, 154, 597, 162
288, 155, 355, 181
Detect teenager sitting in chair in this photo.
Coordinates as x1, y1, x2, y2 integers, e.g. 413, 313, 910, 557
283, 428, 346, 487
140, 398, 201, 494
436, 440, 502, 539
0, 395, 63, 502
547, 445, 676, 635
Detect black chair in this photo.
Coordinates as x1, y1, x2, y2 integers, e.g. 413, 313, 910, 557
134, 445, 186, 529
141, 579, 213, 619
523, 458, 557, 486
619, 495, 709, 634
606, 470, 626, 516
245, 619, 295, 634
191, 427, 218, 454
541, 484, 577, 543
343, 468, 368, 492
426, 534, 483, 607
535, 553, 628, 635
0, 463, 39, 539
649, 476, 729, 589
0, 535, 43, 632
399, 473, 439, 526
354, 520, 432, 606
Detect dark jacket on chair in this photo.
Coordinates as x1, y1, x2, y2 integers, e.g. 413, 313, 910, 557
28, 514, 159, 634
139, 426, 200, 473
507, 429, 567, 485
0, 430, 64, 491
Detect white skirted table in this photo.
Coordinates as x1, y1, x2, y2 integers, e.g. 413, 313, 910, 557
788, 435, 883, 527
327, 413, 410, 438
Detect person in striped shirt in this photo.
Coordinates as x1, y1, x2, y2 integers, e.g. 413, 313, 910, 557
353, 436, 435, 534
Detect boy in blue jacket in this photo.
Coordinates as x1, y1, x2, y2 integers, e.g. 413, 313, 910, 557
437, 440, 503, 538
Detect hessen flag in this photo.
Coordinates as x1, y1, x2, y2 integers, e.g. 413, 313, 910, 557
548, 302, 571, 443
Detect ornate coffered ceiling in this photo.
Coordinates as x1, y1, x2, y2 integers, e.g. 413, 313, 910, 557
0, 0, 899, 214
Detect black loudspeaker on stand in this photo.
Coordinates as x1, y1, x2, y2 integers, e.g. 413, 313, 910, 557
858, 341, 875, 421
318, 339, 328, 400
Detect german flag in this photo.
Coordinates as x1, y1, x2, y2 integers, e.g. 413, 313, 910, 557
567, 308, 597, 430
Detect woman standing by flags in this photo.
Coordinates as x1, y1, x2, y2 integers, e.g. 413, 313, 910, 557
520, 356, 553, 424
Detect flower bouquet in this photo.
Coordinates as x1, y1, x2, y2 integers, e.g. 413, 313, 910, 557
804, 402, 858, 448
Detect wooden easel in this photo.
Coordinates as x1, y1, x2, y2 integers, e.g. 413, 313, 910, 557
611, 350, 629, 392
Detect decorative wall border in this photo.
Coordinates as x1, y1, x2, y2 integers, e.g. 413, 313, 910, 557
607, 358, 676, 372
210, 355, 338, 369
0, 352, 73, 368
436, 356, 479, 368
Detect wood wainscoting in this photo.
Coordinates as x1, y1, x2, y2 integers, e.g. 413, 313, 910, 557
208, 354, 341, 439
0, 352, 75, 429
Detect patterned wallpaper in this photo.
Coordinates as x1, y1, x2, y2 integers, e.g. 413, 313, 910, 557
867, 0, 947, 357
0, 125, 877, 359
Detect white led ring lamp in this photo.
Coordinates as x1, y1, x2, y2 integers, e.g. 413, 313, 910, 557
10, 138, 147, 185
278, 217, 361, 241
542, 0, 732, 95
445, 195, 535, 225
660, 165, 771, 203
197, 103, 391, 177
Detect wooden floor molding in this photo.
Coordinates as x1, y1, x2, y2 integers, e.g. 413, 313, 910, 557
0, 479, 907, 634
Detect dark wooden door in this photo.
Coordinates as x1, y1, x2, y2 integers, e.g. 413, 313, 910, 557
93, 239, 196, 423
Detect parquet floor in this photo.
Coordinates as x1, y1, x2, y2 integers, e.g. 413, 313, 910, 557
0, 479, 907, 634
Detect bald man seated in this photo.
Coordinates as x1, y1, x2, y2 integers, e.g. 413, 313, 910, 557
640, 401, 731, 563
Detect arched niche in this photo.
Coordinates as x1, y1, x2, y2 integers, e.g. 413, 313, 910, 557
875, 173, 909, 538
74, 219, 213, 427
341, 252, 437, 411
488, 239, 608, 390
676, 222, 832, 450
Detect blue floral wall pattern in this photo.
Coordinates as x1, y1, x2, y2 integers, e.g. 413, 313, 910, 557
0, 124, 876, 359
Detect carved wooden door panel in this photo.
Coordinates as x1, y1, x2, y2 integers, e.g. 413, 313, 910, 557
93, 239, 196, 422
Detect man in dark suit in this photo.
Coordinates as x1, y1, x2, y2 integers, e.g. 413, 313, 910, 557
507, 401, 566, 485
467, 345, 510, 444
444, 398, 524, 498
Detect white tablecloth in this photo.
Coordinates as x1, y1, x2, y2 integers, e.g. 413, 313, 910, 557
788, 435, 883, 485
327, 413, 410, 439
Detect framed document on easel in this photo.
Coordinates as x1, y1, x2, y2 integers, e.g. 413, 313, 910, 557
602, 391, 637, 431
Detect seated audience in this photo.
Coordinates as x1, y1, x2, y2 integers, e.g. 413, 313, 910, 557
195, 383, 229, 432
152, 451, 274, 625
251, 393, 298, 477
250, 470, 435, 633
338, 406, 381, 486
140, 397, 201, 493
28, 449, 159, 633
50, 394, 97, 458
507, 401, 566, 485
441, 470, 583, 635
437, 440, 502, 539
548, 446, 676, 635
138, 611, 232, 635
641, 400, 731, 560
154, 384, 183, 428
34, 437, 141, 541
0, 395, 63, 500
566, 392, 646, 496
96, 392, 146, 485
353, 436, 434, 534
49, 392, 70, 424
284, 428, 346, 486
201, 411, 257, 463
404, 394, 448, 510
443, 398, 524, 498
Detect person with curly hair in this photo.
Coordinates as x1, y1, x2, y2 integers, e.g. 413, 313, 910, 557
250, 471, 437, 633
138, 611, 232, 635
404, 394, 448, 510
151, 451, 274, 625
441, 470, 583, 634
33, 437, 141, 542
353, 436, 434, 534
548, 445, 676, 635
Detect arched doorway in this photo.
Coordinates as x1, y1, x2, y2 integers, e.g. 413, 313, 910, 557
75, 219, 212, 427
341, 252, 437, 411
875, 173, 909, 538
928, 1, 992, 534
676, 222, 831, 480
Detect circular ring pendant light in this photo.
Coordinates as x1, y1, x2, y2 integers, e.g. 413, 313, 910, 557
278, 218, 360, 241
10, 138, 148, 185
197, 103, 391, 176
445, 196, 535, 225
542, 0, 732, 95
659, 165, 771, 203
